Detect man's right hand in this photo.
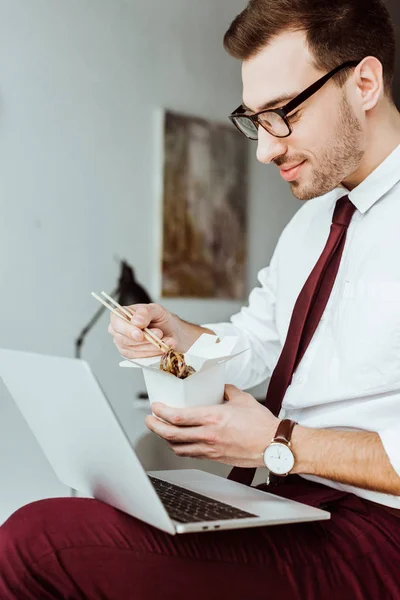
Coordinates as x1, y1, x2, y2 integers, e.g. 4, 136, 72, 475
108, 303, 181, 359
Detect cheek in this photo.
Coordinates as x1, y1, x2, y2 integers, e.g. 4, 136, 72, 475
290, 106, 338, 159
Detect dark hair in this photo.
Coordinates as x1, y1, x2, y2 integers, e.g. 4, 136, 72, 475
224, 0, 396, 95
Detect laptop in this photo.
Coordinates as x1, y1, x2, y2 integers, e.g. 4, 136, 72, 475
0, 349, 330, 535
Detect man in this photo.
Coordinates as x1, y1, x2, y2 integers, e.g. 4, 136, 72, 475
1, 0, 400, 598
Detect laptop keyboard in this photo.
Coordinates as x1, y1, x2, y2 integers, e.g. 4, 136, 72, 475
149, 476, 257, 523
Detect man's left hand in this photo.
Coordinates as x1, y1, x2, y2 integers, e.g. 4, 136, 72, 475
145, 384, 280, 468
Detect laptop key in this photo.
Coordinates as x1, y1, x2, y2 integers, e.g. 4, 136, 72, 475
149, 476, 257, 523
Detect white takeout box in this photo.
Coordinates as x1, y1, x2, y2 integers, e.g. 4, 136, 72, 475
119, 334, 247, 409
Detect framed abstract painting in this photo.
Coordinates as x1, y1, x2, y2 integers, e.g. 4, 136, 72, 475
160, 110, 249, 300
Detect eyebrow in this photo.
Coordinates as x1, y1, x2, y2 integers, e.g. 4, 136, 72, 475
242, 93, 298, 113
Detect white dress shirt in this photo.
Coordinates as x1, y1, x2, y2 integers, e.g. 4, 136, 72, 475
205, 143, 400, 509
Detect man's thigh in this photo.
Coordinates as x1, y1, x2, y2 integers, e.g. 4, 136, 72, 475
0, 494, 398, 600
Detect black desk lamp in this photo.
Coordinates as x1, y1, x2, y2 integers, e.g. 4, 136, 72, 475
75, 260, 152, 359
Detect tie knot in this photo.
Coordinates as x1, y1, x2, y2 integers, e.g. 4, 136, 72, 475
332, 195, 356, 227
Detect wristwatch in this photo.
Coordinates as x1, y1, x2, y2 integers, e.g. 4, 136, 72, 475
263, 419, 297, 477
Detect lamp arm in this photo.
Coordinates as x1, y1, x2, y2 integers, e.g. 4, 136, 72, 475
75, 287, 118, 358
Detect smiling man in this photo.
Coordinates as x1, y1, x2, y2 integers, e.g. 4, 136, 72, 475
237, 46, 366, 195
2, 1, 400, 599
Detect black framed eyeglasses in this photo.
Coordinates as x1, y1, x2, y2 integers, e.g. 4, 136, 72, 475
229, 60, 360, 140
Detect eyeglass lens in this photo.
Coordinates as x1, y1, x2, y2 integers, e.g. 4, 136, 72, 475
234, 112, 290, 139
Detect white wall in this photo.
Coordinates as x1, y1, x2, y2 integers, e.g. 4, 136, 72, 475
0, 0, 297, 524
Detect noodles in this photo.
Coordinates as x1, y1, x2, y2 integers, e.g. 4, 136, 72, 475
160, 349, 195, 379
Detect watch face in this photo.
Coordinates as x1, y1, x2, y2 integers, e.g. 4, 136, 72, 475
263, 443, 295, 475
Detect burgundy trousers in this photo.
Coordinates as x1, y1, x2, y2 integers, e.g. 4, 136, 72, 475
1, 476, 399, 600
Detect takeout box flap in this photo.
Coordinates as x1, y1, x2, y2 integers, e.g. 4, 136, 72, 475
119, 356, 160, 369
119, 348, 248, 375
119, 334, 248, 375
188, 348, 248, 371
185, 334, 237, 357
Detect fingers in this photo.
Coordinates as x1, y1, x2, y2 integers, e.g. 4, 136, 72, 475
109, 311, 146, 338
109, 303, 169, 340
108, 302, 177, 359
117, 344, 163, 359
109, 330, 159, 357
110, 304, 152, 335
112, 333, 159, 352
127, 305, 151, 329
145, 414, 212, 444
126, 303, 167, 328
110, 305, 163, 339
130, 328, 165, 343
109, 324, 174, 348
151, 403, 216, 427
109, 325, 177, 359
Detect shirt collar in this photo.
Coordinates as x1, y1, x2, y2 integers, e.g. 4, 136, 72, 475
346, 143, 400, 214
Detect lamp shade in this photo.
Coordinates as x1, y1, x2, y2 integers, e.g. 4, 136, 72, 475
75, 260, 152, 359
117, 260, 152, 306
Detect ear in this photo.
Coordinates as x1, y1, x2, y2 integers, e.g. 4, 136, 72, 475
353, 56, 384, 112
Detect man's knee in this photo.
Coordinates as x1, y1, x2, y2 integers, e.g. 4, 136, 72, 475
1, 499, 60, 559
0, 495, 153, 569
0, 497, 171, 600
0, 498, 74, 598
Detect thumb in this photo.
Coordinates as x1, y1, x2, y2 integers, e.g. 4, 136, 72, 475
224, 384, 247, 403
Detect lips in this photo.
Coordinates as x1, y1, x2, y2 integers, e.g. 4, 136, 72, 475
279, 160, 306, 182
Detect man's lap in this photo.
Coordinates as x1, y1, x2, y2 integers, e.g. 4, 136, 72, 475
0, 481, 399, 600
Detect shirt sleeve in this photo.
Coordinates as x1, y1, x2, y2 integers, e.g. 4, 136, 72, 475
202, 254, 281, 390
378, 426, 400, 477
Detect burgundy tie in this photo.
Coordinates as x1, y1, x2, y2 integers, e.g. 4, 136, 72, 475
228, 195, 356, 486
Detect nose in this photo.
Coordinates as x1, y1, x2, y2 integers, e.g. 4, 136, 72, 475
256, 126, 287, 165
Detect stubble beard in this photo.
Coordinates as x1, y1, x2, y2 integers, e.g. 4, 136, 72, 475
290, 94, 365, 201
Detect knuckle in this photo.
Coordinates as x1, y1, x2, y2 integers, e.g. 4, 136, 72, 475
213, 411, 222, 425
132, 327, 145, 341
206, 411, 220, 426
171, 413, 183, 426
173, 446, 188, 457
165, 430, 178, 442
209, 447, 221, 459
205, 432, 218, 445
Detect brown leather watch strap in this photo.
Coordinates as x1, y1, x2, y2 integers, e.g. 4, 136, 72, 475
273, 419, 297, 445
265, 419, 297, 488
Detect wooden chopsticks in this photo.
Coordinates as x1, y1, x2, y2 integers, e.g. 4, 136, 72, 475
91, 291, 170, 354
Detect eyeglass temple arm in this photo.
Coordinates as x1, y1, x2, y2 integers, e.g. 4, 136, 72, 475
282, 60, 360, 116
